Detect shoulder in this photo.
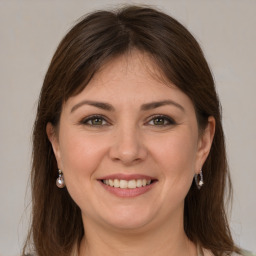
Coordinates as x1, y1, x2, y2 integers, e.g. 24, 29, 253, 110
202, 248, 245, 256
227, 249, 254, 256
240, 249, 256, 256
229, 252, 254, 256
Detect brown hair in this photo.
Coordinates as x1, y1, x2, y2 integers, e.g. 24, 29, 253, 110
23, 5, 240, 256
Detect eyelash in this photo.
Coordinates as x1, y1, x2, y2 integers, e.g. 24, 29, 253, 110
79, 114, 176, 127
146, 114, 176, 126
80, 115, 110, 126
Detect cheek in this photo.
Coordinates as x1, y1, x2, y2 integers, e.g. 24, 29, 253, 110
58, 132, 110, 211
151, 129, 198, 189
156, 129, 197, 165
59, 131, 108, 184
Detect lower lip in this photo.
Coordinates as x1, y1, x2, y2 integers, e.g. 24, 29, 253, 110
99, 181, 156, 198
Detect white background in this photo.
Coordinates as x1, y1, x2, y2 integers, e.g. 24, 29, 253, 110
0, 1, 255, 255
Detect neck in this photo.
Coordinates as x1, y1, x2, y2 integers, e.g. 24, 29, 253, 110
79, 211, 197, 256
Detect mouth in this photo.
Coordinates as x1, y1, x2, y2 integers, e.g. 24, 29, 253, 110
100, 178, 155, 189
98, 175, 158, 197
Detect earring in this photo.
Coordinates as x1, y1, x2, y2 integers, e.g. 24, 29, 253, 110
56, 169, 65, 188
194, 169, 204, 189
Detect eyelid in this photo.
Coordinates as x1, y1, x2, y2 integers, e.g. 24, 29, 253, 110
145, 114, 176, 126
79, 114, 111, 126
78, 114, 176, 127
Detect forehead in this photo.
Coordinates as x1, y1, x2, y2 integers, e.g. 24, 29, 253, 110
93, 51, 167, 84
74, 51, 171, 94
63, 50, 193, 112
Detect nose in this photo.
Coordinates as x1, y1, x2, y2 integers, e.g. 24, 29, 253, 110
109, 125, 147, 165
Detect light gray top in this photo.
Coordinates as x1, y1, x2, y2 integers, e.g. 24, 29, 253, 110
70, 244, 245, 256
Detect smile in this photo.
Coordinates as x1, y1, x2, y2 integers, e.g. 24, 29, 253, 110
98, 174, 157, 197
101, 179, 152, 189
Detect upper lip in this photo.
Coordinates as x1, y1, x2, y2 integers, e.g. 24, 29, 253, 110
98, 173, 157, 181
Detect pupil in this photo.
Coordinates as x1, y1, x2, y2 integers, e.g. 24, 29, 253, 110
154, 118, 164, 125
92, 118, 102, 125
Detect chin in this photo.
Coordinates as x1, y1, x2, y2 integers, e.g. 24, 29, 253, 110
99, 205, 158, 231
105, 218, 151, 231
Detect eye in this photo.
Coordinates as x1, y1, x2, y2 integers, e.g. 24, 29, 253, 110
147, 115, 176, 126
80, 115, 109, 126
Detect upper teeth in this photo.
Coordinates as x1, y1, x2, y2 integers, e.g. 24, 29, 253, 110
103, 179, 151, 189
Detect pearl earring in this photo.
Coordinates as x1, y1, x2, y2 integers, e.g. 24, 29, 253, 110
194, 169, 204, 189
56, 170, 65, 188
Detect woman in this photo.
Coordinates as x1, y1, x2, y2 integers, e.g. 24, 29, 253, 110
23, 5, 243, 256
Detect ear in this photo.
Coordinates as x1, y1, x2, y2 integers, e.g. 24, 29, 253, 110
46, 122, 63, 170
195, 116, 215, 173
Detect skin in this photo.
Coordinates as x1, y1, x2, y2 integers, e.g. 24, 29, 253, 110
47, 51, 215, 256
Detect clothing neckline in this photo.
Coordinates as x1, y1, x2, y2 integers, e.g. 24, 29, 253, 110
73, 243, 206, 256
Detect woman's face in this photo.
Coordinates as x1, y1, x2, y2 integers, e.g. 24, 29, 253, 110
48, 51, 214, 231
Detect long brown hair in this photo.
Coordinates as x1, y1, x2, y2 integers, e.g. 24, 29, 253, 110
23, 5, 240, 256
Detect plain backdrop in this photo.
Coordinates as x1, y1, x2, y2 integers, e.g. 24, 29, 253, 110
0, 1, 255, 255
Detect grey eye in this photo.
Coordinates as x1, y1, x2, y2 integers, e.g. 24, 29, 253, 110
148, 116, 175, 126
81, 115, 108, 126
89, 118, 105, 125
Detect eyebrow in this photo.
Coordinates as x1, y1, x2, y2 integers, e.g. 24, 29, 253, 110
71, 100, 114, 113
70, 99, 184, 113
140, 100, 185, 112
